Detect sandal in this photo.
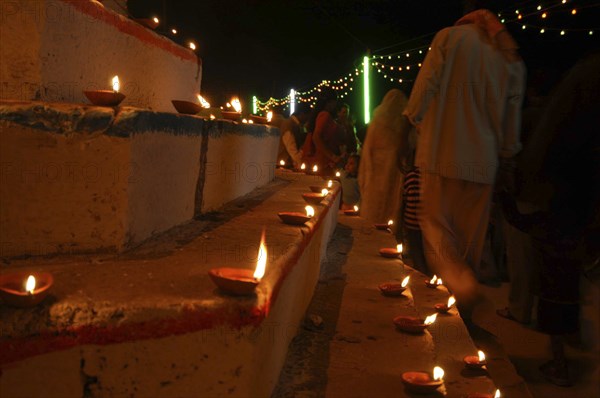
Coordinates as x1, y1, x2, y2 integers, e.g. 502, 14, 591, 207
539, 360, 572, 387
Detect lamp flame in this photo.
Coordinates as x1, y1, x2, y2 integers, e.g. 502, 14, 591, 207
335, 171, 341, 177
353, 205, 359, 212
254, 229, 267, 280
447, 296, 456, 308
397, 243, 403, 253
401, 275, 410, 288
197, 94, 211, 108
231, 98, 242, 113
424, 313, 438, 325
478, 350, 486, 362
267, 111, 273, 122
152, 17, 159, 24
300, 163, 306, 170
312, 165, 318, 173
494, 389, 501, 398
437, 278, 443, 285
429, 275, 438, 284
248, 120, 254, 124
327, 180, 333, 188
388, 219, 394, 226
279, 160, 285, 166
112, 75, 120, 92
305, 205, 315, 217
321, 188, 329, 196
210, 114, 215, 120
226, 103, 231, 108
433, 366, 444, 381
25, 275, 36, 295
242, 119, 248, 123
189, 42, 196, 50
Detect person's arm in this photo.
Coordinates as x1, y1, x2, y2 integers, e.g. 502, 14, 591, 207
402, 28, 448, 126
282, 129, 303, 167
313, 112, 341, 163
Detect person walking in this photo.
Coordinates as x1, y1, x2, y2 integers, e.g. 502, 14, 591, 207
397, 0, 526, 315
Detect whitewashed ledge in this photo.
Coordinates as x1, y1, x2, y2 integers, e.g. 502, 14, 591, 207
0, 100, 281, 257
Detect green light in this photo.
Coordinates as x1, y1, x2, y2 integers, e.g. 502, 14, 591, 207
252, 96, 258, 115
363, 55, 370, 124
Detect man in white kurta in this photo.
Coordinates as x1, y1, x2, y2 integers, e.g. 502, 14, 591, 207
400, 10, 525, 313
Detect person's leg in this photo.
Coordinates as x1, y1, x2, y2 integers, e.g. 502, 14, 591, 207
419, 173, 481, 314
406, 229, 429, 275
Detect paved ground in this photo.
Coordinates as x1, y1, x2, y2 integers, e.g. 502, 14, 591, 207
274, 213, 599, 398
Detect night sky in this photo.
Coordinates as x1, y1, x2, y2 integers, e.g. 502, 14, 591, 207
128, 0, 600, 117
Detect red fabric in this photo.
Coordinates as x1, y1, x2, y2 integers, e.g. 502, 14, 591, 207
309, 111, 343, 173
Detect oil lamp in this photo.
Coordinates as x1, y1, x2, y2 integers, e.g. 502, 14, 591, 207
0, 271, 54, 308
84, 75, 126, 106
401, 366, 444, 394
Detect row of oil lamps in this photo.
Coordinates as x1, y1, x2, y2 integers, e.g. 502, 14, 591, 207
82, 75, 272, 123
0, 170, 500, 397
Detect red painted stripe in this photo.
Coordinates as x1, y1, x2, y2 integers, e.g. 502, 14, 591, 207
60, 0, 200, 64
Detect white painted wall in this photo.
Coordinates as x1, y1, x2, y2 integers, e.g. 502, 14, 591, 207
0, 0, 201, 112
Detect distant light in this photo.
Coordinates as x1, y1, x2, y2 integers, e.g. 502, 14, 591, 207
571, 9, 577, 15
171, 28, 177, 35
560, 30, 565, 35
540, 28, 545, 33
189, 42, 196, 50
153, 17, 159, 24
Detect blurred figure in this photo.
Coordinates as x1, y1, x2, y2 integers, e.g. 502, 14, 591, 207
501, 51, 600, 386
358, 89, 408, 224
277, 103, 312, 169
340, 154, 361, 210
397, 0, 526, 315
303, 88, 343, 174
336, 103, 359, 156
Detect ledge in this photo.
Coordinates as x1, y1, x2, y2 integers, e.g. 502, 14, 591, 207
0, 171, 340, 366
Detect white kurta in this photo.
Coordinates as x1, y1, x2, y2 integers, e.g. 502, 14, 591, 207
403, 24, 525, 185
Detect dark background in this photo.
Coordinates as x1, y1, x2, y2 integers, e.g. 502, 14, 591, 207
128, 0, 599, 120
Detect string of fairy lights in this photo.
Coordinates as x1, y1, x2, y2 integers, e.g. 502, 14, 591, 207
254, 0, 598, 116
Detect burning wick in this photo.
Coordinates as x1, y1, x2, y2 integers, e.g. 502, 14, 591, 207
197, 94, 210, 108
312, 165, 318, 173
429, 275, 438, 284
397, 243, 403, 254
248, 120, 254, 124
189, 42, 196, 50
171, 28, 177, 35
279, 160, 285, 166
152, 17, 159, 24
327, 180, 333, 188
25, 275, 36, 295
231, 97, 242, 113
437, 278, 443, 285
447, 295, 456, 308
305, 205, 315, 217
267, 111, 273, 122
254, 230, 267, 281
335, 171, 341, 177
401, 275, 410, 288
353, 205, 359, 212
242, 119, 248, 123
300, 163, 306, 170
388, 219, 394, 226
478, 350, 486, 363
433, 366, 444, 381
209, 114, 215, 120
112, 75, 120, 92
494, 389, 501, 398
424, 313, 438, 326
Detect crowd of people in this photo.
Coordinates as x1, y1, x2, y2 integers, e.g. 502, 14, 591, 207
273, 0, 598, 388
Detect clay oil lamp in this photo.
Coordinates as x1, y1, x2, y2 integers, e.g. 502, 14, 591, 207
84, 75, 126, 107
435, 295, 456, 314
249, 114, 268, 124
402, 366, 445, 394
374, 219, 394, 230
468, 389, 501, 398
134, 16, 160, 30
208, 230, 267, 296
379, 275, 410, 297
425, 274, 443, 288
394, 313, 437, 334
379, 243, 402, 259
464, 350, 488, 370
221, 98, 242, 121
343, 205, 360, 216
0, 272, 54, 308
278, 205, 314, 226
172, 94, 211, 115
302, 189, 327, 206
